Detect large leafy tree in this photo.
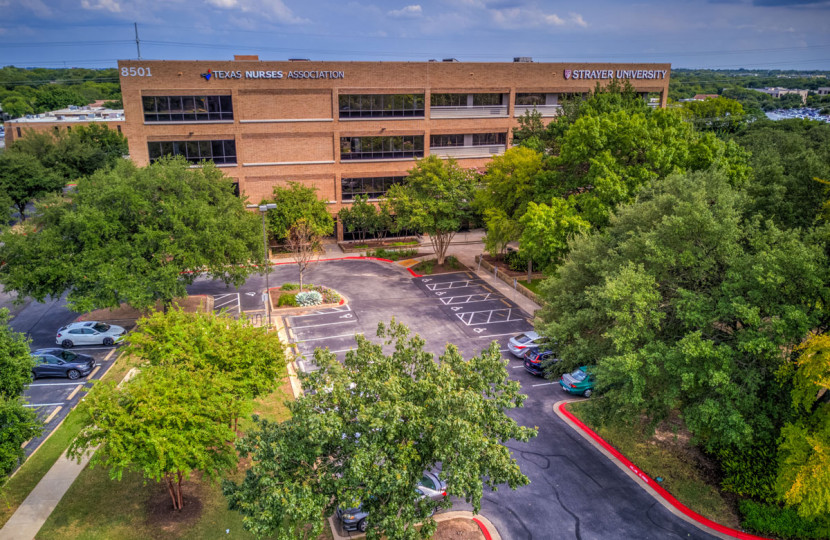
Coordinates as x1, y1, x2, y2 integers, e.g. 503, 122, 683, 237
69, 365, 239, 511
224, 320, 536, 540
776, 333, 830, 518
0, 157, 264, 312
338, 195, 379, 243
680, 96, 746, 133
387, 156, 476, 265
264, 182, 333, 245
0, 150, 63, 221
518, 199, 590, 274
537, 170, 830, 454
0, 309, 41, 478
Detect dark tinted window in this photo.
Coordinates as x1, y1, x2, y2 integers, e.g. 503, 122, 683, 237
516, 93, 546, 106
340, 136, 424, 160
430, 93, 467, 107
571, 370, 587, 382
61, 351, 78, 361
143, 95, 233, 122
339, 94, 424, 118
430, 134, 464, 148
147, 139, 237, 165
341, 176, 405, 200
471, 133, 506, 146
93, 323, 110, 333
420, 475, 436, 490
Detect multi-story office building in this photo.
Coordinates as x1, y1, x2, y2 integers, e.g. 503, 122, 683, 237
4, 104, 124, 145
118, 56, 670, 237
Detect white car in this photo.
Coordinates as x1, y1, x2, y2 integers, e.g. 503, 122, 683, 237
507, 331, 546, 358
56, 321, 126, 348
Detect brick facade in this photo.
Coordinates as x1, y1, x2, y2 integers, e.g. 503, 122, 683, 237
118, 58, 670, 236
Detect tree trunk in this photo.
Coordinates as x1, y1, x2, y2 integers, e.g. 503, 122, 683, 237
299, 268, 304, 292
527, 257, 532, 283
165, 474, 180, 510
16, 203, 26, 222
176, 472, 183, 510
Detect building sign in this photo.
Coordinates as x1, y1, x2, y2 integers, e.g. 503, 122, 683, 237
564, 69, 668, 80
201, 68, 345, 81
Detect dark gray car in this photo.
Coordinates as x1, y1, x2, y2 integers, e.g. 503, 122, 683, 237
336, 471, 448, 533
31, 349, 96, 380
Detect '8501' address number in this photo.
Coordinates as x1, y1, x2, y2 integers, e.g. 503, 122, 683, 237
121, 67, 152, 77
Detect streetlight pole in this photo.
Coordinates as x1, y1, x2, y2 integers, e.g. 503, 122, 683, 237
259, 203, 277, 328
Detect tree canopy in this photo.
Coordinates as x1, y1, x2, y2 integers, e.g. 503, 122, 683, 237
0, 157, 264, 312
224, 320, 536, 540
386, 156, 477, 265
264, 182, 334, 245
0, 150, 63, 221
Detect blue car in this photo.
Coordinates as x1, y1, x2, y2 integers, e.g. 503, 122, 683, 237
522, 348, 557, 376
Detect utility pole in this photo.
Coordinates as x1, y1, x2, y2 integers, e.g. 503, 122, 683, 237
134, 22, 142, 60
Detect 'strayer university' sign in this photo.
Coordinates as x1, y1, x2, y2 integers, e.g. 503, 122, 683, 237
564, 69, 668, 80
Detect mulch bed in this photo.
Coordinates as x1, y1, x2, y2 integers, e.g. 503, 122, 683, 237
145, 479, 203, 534
480, 254, 545, 279
432, 518, 485, 540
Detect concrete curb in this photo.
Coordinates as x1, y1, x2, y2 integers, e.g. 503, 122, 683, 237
553, 401, 769, 540
327, 510, 501, 540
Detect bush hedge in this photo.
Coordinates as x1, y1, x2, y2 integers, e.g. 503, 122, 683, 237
739, 500, 830, 539
277, 293, 298, 307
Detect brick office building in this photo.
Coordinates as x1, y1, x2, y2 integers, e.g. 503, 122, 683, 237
118, 57, 670, 237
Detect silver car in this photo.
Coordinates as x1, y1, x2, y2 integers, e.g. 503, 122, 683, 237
507, 331, 545, 358
56, 321, 126, 348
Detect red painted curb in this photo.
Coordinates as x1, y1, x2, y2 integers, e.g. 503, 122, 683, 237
558, 402, 769, 540
407, 267, 423, 277
471, 517, 493, 540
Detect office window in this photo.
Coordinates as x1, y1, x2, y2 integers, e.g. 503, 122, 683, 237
143, 95, 233, 122
472, 93, 502, 106
338, 94, 425, 118
147, 139, 236, 165
341, 176, 406, 200
430, 93, 467, 107
516, 93, 546, 106
340, 136, 424, 160
472, 133, 506, 146
429, 134, 465, 148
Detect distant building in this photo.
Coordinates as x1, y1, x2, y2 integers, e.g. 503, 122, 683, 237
4, 104, 124, 145
817, 87, 830, 96
692, 94, 719, 101
754, 87, 808, 104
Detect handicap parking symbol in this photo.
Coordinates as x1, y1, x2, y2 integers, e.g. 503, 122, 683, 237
474, 328, 485, 333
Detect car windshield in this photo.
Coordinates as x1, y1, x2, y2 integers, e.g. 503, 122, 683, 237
571, 370, 587, 382
420, 475, 436, 489
93, 323, 110, 332
61, 351, 78, 361
514, 333, 532, 344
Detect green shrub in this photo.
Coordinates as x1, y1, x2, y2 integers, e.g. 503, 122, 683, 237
320, 288, 341, 304
444, 256, 464, 270
413, 260, 434, 275
504, 250, 530, 272
296, 291, 323, 306
739, 500, 830, 539
718, 446, 777, 502
277, 293, 298, 307
367, 248, 418, 261
391, 240, 419, 246
280, 283, 300, 291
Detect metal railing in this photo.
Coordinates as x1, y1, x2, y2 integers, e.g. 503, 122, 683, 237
430, 106, 508, 118
430, 145, 506, 158
513, 105, 562, 117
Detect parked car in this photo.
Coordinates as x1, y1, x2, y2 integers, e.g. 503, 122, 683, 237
336, 472, 447, 533
507, 331, 547, 358
31, 349, 96, 380
523, 348, 558, 376
559, 366, 595, 397
56, 321, 126, 348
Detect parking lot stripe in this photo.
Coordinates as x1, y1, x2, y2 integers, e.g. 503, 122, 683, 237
532, 382, 557, 387
291, 319, 356, 329
295, 332, 362, 343
327, 348, 357, 353
23, 403, 65, 408
104, 349, 115, 361
44, 406, 62, 424
88, 366, 101, 378
29, 382, 85, 387
290, 305, 351, 317
511, 365, 525, 369
67, 385, 83, 400
478, 331, 531, 338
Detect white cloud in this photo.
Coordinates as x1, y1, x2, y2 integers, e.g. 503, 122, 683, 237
388, 4, 423, 18
490, 7, 584, 29
205, 0, 308, 24
569, 12, 588, 28
206, 0, 238, 7
80, 0, 122, 13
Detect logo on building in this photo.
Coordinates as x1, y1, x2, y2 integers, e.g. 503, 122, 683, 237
201, 69, 213, 81
564, 70, 572, 80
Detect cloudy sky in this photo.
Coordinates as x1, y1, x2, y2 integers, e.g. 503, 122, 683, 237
1, 0, 829, 69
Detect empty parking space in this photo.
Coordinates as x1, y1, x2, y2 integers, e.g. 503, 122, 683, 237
213, 293, 241, 315
286, 305, 363, 366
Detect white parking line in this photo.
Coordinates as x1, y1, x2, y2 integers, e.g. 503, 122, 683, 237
295, 333, 362, 343
290, 305, 351, 317
457, 308, 524, 326
439, 293, 493, 305
29, 382, 85, 387
291, 319, 356, 329
478, 331, 532, 338
23, 403, 65, 408
327, 348, 357, 354
61, 347, 116, 352
511, 365, 525, 369
214, 293, 241, 313
532, 382, 557, 387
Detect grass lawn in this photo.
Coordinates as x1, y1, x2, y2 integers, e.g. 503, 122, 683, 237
568, 401, 739, 528
519, 278, 545, 295
35, 375, 334, 540
0, 350, 136, 528
412, 256, 466, 275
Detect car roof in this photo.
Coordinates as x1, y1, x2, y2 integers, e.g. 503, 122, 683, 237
33, 348, 64, 355
64, 321, 101, 329
523, 331, 540, 340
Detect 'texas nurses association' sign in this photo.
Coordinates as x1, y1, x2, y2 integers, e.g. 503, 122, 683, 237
200, 68, 345, 81
564, 69, 668, 80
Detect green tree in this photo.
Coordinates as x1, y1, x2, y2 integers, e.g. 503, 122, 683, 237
0, 157, 263, 312
264, 182, 334, 245
0, 309, 41, 477
387, 156, 476, 265
680, 97, 746, 132
1, 96, 33, 118
0, 150, 63, 221
224, 320, 536, 540
69, 365, 239, 510
483, 209, 519, 259
33, 85, 87, 111
338, 195, 378, 243
776, 333, 830, 518
125, 308, 286, 425
476, 146, 543, 224
0, 191, 12, 226
518, 199, 590, 275
537, 170, 830, 454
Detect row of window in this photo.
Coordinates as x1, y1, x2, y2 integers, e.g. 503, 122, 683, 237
141, 92, 579, 123
341, 176, 406, 200
148, 134, 507, 164
143, 95, 234, 122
